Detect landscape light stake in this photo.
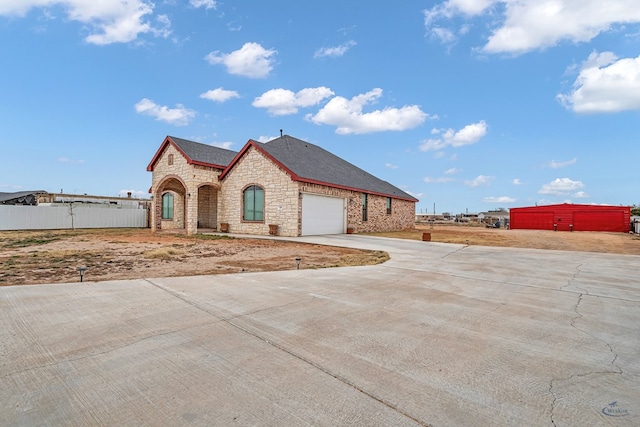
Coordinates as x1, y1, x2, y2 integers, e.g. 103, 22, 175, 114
295, 257, 301, 270
77, 267, 88, 282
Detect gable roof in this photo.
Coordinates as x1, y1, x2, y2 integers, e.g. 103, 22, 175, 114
220, 135, 418, 202
147, 136, 238, 171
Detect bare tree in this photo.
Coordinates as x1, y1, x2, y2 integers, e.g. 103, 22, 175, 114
68, 202, 76, 230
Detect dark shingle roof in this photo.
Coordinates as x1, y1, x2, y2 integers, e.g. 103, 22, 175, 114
259, 135, 417, 201
169, 136, 237, 167
160, 134, 417, 201
0, 191, 46, 204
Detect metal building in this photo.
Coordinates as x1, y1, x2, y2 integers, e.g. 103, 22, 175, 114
509, 203, 631, 232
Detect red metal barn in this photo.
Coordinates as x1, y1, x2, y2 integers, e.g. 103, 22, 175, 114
510, 204, 631, 232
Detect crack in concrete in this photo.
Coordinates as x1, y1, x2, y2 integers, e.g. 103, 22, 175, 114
144, 279, 432, 426
439, 244, 468, 259
549, 292, 623, 426
559, 263, 587, 293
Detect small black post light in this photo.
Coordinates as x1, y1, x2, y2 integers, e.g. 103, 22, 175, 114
77, 266, 88, 282
295, 257, 301, 270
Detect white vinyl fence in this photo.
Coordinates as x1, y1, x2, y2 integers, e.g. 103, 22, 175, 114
0, 205, 148, 231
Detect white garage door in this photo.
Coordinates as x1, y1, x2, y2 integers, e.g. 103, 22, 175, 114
301, 193, 345, 236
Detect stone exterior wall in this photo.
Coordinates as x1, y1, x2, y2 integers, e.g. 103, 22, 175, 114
160, 191, 185, 230
150, 143, 222, 234
298, 183, 415, 234
349, 194, 415, 233
197, 185, 218, 229
150, 140, 416, 236
219, 147, 299, 236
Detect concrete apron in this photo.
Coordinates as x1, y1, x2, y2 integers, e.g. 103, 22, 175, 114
1, 235, 639, 426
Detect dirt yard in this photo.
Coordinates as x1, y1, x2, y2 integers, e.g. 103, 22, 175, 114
1, 225, 638, 286
370, 223, 640, 255
0, 229, 388, 286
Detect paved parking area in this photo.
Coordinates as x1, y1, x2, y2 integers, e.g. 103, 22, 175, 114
1, 235, 639, 426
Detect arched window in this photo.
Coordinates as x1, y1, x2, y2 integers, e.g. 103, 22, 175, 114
162, 192, 174, 219
167, 154, 174, 166
243, 185, 264, 221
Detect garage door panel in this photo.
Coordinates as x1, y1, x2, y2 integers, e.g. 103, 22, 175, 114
511, 211, 554, 230
302, 194, 345, 236
574, 211, 626, 232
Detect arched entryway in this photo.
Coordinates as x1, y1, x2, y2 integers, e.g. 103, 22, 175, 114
196, 184, 219, 231
153, 176, 187, 232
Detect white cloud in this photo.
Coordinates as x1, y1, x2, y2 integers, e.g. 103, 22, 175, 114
253, 87, 334, 116
0, 0, 171, 45
307, 88, 428, 134
385, 163, 398, 169
200, 88, 240, 103
424, 0, 495, 26
256, 135, 280, 143
547, 157, 577, 169
211, 141, 233, 149
538, 177, 584, 195
573, 191, 590, 198
424, 176, 454, 183
135, 98, 196, 126
512, 178, 521, 185
444, 167, 462, 175
205, 42, 277, 78
419, 120, 487, 151
483, 196, 516, 203
190, 0, 216, 9
464, 175, 493, 187
557, 51, 640, 113
424, 1, 640, 55
314, 40, 357, 58
431, 27, 457, 44
58, 157, 84, 164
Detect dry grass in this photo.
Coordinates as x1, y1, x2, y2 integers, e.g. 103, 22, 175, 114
0, 228, 383, 286
144, 247, 185, 259
308, 250, 390, 269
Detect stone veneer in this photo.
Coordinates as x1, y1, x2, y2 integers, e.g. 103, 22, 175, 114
299, 183, 415, 233
219, 147, 300, 237
150, 143, 223, 234
150, 140, 416, 236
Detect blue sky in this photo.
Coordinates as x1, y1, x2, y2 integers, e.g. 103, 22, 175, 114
1, 0, 638, 214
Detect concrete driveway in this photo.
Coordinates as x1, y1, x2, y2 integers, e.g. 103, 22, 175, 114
1, 235, 639, 426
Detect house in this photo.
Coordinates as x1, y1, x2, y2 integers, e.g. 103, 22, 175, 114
147, 135, 418, 236
478, 209, 509, 227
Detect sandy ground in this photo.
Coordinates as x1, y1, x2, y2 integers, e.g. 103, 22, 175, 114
1, 224, 638, 286
373, 223, 640, 255
0, 229, 387, 286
